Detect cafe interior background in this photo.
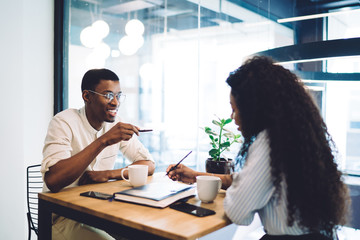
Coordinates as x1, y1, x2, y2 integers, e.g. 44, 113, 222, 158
1, 0, 360, 239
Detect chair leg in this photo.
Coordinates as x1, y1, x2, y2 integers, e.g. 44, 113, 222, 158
27, 212, 32, 240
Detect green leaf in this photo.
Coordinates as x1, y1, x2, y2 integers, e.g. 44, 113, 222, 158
212, 120, 221, 127
205, 128, 218, 136
234, 134, 242, 141
221, 142, 231, 148
223, 132, 235, 138
223, 127, 233, 133
224, 118, 232, 125
209, 149, 218, 154
209, 149, 219, 158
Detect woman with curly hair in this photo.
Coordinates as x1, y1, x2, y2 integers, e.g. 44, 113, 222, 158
166, 56, 350, 239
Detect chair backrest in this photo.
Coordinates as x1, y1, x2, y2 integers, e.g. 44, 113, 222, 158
27, 164, 42, 237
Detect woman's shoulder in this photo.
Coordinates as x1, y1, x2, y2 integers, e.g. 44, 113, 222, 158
245, 129, 271, 167
257, 129, 269, 139
251, 130, 270, 149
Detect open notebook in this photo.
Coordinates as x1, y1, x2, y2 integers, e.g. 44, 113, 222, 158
113, 181, 195, 208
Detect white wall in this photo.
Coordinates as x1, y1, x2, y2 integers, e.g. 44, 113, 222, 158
0, 0, 53, 239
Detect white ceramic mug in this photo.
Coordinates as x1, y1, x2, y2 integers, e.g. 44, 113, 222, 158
120, 165, 148, 187
196, 175, 222, 203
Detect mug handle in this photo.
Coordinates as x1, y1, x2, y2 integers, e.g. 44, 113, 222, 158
217, 179, 222, 191
121, 168, 130, 182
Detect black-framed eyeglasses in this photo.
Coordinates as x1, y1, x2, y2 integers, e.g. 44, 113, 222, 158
87, 90, 126, 103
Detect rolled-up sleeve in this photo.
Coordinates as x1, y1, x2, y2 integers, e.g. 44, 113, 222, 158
224, 131, 275, 225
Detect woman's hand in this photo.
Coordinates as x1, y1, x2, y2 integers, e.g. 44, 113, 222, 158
166, 164, 197, 184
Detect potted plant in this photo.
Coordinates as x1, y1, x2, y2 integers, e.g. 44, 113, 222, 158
203, 116, 242, 174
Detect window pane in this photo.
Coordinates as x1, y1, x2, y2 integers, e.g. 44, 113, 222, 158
325, 63, 360, 175
326, 9, 360, 174
328, 8, 360, 40
66, 0, 293, 171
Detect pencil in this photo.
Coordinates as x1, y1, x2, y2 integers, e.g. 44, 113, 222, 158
165, 151, 192, 176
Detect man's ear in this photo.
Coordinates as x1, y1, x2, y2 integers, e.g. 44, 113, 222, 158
82, 90, 91, 103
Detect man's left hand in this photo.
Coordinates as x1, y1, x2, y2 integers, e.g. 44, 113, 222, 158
78, 170, 110, 185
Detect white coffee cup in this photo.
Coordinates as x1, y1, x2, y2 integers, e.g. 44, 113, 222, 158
196, 175, 222, 203
120, 165, 148, 187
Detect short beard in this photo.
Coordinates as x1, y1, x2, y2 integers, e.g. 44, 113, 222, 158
105, 118, 115, 123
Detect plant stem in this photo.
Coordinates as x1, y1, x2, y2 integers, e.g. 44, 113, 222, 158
219, 139, 237, 156
218, 124, 223, 161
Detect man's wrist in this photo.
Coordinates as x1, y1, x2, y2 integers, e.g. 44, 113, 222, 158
106, 169, 115, 180
97, 135, 109, 147
109, 168, 126, 180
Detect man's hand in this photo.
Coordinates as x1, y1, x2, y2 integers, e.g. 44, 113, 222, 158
78, 170, 110, 185
101, 122, 140, 146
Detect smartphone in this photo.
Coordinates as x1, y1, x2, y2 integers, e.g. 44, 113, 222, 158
170, 202, 216, 217
80, 191, 113, 200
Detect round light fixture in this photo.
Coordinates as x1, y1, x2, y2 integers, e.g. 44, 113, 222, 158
118, 36, 138, 56
92, 20, 110, 39
111, 50, 120, 58
125, 19, 145, 36
80, 26, 102, 48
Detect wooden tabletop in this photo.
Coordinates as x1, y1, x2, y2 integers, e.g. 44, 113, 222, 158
39, 172, 231, 240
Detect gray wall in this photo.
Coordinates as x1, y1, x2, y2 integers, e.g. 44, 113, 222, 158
0, 0, 53, 239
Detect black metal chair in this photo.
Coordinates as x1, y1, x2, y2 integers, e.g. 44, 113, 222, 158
26, 164, 42, 240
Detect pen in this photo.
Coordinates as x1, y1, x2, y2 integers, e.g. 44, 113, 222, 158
165, 150, 192, 176
139, 129, 153, 132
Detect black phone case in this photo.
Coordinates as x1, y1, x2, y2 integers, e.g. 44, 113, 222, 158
170, 202, 216, 217
80, 191, 113, 200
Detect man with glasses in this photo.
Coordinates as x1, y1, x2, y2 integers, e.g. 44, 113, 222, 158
41, 68, 155, 239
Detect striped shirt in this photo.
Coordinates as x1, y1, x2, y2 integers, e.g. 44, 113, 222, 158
223, 130, 307, 235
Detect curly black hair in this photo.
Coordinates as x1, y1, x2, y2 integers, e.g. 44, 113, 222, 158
226, 56, 350, 237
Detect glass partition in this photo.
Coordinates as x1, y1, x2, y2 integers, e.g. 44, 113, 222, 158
64, 0, 293, 171
60, 0, 360, 174
323, 9, 360, 175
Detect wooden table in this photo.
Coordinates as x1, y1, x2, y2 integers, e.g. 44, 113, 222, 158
38, 172, 231, 240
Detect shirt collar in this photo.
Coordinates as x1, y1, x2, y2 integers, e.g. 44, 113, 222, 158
79, 106, 105, 134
